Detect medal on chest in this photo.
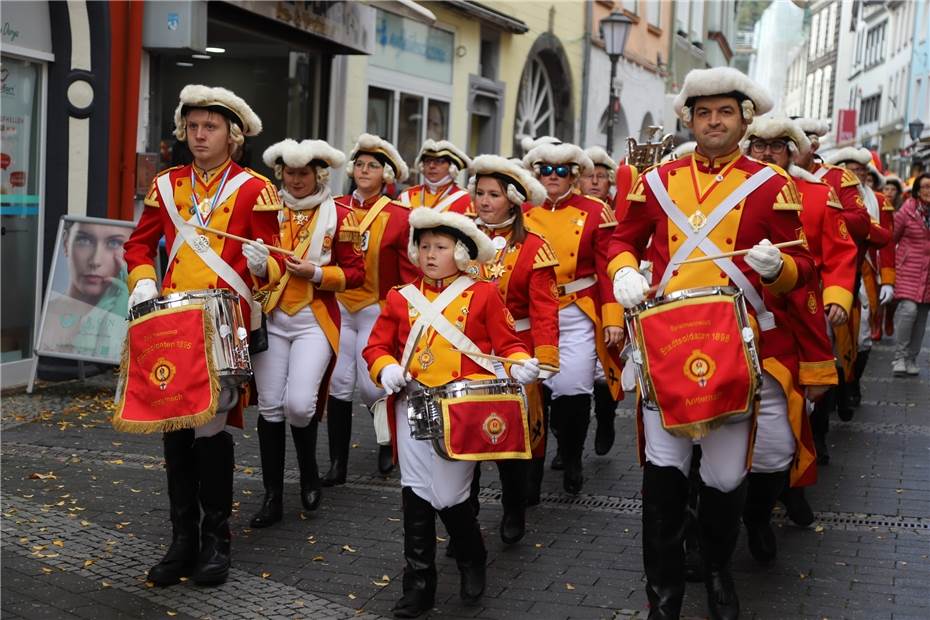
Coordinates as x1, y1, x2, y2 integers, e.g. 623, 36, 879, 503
293, 211, 310, 226
360, 230, 371, 252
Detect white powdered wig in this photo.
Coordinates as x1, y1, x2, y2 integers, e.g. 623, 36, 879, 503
523, 142, 594, 177
347, 133, 410, 183
673, 67, 773, 124
741, 116, 811, 157
466, 154, 547, 206
824, 147, 873, 166
415, 139, 472, 177
407, 207, 496, 270
584, 146, 618, 178
174, 84, 262, 140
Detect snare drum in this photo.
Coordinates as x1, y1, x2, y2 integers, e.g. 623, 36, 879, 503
406, 379, 531, 461
625, 286, 762, 438
130, 289, 252, 387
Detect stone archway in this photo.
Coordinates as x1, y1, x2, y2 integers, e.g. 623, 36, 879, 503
514, 32, 574, 153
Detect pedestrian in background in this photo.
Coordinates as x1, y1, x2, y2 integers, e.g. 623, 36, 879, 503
892, 173, 930, 376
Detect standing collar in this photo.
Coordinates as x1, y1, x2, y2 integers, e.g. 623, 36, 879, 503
692, 148, 741, 172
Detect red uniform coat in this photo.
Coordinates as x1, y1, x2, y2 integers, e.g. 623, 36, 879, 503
398, 182, 472, 214
613, 163, 639, 223
810, 163, 872, 246
125, 159, 284, 428
335, 193, 419, 311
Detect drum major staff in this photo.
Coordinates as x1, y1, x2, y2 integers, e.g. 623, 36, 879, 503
122, 85, 283, 587
469, 155, 560, 537
608, 68, 816, 619
363, 208, 540, 618
245, 139, 365, 529
325, 134, 419, 484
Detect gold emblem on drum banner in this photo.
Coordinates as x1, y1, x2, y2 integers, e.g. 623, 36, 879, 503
688, 210, 708, 232
482, 412, 507, 445
149, 357, 177, 391
683, 349, 716, 388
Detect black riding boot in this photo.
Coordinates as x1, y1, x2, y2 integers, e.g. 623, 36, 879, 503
641, 463, 688, 620
148, 429, 199, 586
836, 365, 855, 422
250, 417, 285, 528
393, 488, 437, 618
439, 499, 487, 605
699, 480, 747, 620
810, 386, 834, 465
498, 459, 528, 544
191, 431, 234, 586
848, 349, 870, 410
779, 485, 815, 527
292, 418, 322, 511
322, 397, 352, 486
593, 381, 617, 455
555, 395, 591, 494
449, 465, 483, 558
683, 446, 703, 583
743, 471, 787, 565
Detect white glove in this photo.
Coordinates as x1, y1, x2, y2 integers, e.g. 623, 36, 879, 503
242, 239, 270, 278
613, 267, 650, 308
745, 239, 784, 280
128, 279, 158, 309
510, 358, 540, 385
879, 284, 895, 305
380, 364, 409, 394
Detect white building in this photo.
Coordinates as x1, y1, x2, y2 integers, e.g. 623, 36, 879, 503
748, 0, 805, 113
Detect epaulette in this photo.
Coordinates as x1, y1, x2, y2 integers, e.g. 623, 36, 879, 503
879, 195, 895, 211
391, 199, 411, 210
532, 241, 559, 270
144, 165, 184, 207
826, 188, 843, 210
244, 167, 275, 184
338, 211, 362, 243
598, 200, 618, 228
840, 169, 860, 188
773, 177, 803, 211
765, 162, 792, 181
253, 181, 283, 211
627, 175, 647, 203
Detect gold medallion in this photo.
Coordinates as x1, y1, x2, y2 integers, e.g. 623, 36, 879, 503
487, 262, 507, 279
293, 211, 309, 226
417, 347, 435, 370
688, 210, 708, 232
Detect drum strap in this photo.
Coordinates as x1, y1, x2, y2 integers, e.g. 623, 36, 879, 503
158, 173, 262, 331
646, 167, 777, 331
398, 277, 496, 374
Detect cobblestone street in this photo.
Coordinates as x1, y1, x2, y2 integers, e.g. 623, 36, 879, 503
2, 337, 928, 620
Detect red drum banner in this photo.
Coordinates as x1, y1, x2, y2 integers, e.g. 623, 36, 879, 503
113, 305, 219, 433
441, 394, 531, 461
638, 296, 755, 438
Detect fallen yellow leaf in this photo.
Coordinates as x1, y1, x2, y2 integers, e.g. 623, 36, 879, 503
52, 540, 64, 547
312, 555, 325, 562
261, 572, 271, 579
106, 459, 124, 465
41, 567, 53, 574
342, 544, 357, 553
566, 583, 575, 590
29, 472, 57, 480
83, 559, 96, 568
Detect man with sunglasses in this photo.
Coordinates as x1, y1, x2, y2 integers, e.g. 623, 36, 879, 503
522, 140, 625, 496
398, 140, 473, 214
739, 116, 859, 562
608, 68, 816, 619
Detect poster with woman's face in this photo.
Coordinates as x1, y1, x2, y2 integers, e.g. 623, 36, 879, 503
35, 216, 135, 364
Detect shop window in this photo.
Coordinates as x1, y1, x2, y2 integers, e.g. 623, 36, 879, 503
427, 100, 449, 141
367, 86, 394, 140
366, 86, 450, 180
479, 30, 500, 81
398, 93, 423, 170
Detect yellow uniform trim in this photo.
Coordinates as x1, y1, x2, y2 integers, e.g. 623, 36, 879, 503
763, 253, 798, 295
318, 265, 347, 292
369, 354, 398, 387
880, 267, 895, 285
608, 251, 639, 280
534, 344, 560, 368
822, 285, 853, 314
799, 360, 839, 387
601, 301, 623, 327
533, 243, 559, 269
253, 181, 283, 211
128, 264, 157, 293
840, 169, 859, 188
762, 357, 813, 487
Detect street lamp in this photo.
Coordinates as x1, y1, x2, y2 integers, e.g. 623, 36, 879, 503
600, 10, 633, 155
909, 119, 925, 142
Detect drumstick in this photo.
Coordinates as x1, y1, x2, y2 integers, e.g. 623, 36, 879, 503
403, 327, 425, 375
462, 350, 560, 374
674, 239, 805, 265
190, 223, 297, 257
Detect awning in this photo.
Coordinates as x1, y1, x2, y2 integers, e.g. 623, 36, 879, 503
442, 1, 529, 33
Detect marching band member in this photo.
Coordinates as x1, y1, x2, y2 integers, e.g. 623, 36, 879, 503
363, 208, 540, 617
468, 155, 559, 536
248, 139, 365, 528
398, 140, 473, 213
824, 148, 895, 421
581, 146, 624, 456
123, 85, 283, 586
740, 116, 858, 555
609, 68, 815, 618
522, 139, 624, 494
324, 134, 417, 484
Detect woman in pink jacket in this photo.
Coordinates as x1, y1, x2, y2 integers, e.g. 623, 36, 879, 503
892, 173, 930, 376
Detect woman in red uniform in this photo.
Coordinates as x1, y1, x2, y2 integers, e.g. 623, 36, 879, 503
247, 139, 365, 528
467, 155, 559, 539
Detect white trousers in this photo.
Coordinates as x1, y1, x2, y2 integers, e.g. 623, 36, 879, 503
545, 304, 597, 398
329, 303, 383, 407
395, 396, 475, 510
748, 373, 794, 473
252, 307, 333, 428
858, 282, 873, 351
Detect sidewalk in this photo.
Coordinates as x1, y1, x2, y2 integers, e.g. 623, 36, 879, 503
2, 335, 928, 620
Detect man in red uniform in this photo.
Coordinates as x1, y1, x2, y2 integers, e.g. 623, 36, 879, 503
609, 68, 815, 618
398, 140, 472, 213
124, 85, 283, 586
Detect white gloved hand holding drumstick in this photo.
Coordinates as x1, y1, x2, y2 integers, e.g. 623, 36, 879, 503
128, 279, 158, 309
745, 239, 784, 280
380, 364, 410, 394
242, 238, 270, 278
613, 267, 651, 308
510, 357, 540, 385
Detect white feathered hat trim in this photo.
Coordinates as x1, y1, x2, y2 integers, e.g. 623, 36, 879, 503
263, 139, 346, 170
867, 163, 886, 189
825, 147, 872, 166
347, 133, 410, 183
741, 116, 811, 156
883, 174, 904, 192
174, 84, 262, 136
407, 207, 496, 268
795, 117, 830, 137
584, 146, 618, 175
661, 141, 697, 162
673, 67, 773, 123
788, 164, 821, 184
415, 139, 471, 172
520, 135, 562, 154
467, 154, 547, 206
523, 142, 594, 177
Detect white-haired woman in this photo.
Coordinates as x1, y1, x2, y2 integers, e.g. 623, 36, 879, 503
246, 140, 365, 528
522, 140, 625, 495
324, 135, 418, 484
